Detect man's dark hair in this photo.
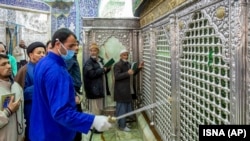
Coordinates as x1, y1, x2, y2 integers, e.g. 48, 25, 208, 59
0, 54, 9, 60
51, 28, 77, 48
46, 40, 51, 48
0, 42, 9, 54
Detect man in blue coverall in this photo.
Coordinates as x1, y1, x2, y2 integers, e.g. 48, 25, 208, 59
29, 28, 111, 141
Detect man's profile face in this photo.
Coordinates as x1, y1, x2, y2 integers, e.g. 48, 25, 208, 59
29, 47, 46, 63
120, 52, 129, 60
58, 35, 78, 55
74, 43, 79, 54
90, 48, 99, 57
19, 40, 25, 47
0, 58, 11, 79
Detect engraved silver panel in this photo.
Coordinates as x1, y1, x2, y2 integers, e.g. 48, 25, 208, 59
140, 0, 249, 140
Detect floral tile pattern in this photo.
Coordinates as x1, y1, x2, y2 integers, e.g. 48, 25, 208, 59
0, 0, 50, 11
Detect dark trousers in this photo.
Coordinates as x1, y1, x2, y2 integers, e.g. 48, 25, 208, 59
115, 102, 132, 129
74, 104, 83, 141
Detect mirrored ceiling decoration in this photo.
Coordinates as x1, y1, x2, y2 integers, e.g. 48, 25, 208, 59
132, 0, 143, 14
99, 0, 133, 18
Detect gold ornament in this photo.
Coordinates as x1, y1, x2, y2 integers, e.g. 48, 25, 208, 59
216, 7, 225, 19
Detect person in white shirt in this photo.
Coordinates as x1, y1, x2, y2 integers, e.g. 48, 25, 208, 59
13, 40, 28, 70
0, 54, 25, 141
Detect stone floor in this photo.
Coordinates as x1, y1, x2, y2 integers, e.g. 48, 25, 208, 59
82, 121, 144, 141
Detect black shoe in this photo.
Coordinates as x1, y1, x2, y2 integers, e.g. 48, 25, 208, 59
92, 129, 103, 134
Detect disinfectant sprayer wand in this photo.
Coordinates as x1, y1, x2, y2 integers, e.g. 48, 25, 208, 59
108, 97, 172, 123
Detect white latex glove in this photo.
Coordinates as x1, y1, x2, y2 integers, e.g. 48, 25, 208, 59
92, 115, 112, 132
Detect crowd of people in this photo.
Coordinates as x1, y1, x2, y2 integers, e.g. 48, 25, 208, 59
0, 28, 144, 141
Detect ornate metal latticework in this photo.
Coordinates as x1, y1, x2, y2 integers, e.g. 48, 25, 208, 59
139, 0, 249, 140
179, 11, 230, 141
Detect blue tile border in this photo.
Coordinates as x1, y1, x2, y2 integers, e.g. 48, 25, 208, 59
0, 0, 50, 11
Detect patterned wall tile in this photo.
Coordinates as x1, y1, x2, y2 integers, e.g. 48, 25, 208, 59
79, 0, 99, 17
7, 9, 16, 23
0, 0, 50, 11
0, 0, 100, 44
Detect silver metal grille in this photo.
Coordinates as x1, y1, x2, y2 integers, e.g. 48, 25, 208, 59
141, 32, 152, 107
179, 11, 230, 141
155, 26, 173, 140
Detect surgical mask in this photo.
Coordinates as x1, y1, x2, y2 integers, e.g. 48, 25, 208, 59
58, 42, 75, 60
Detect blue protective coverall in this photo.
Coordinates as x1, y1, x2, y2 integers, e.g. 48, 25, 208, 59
29, 52, 95, 141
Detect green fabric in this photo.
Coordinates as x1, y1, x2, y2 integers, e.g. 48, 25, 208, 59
208, 50, 213, 66
8, 54, 17, 76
